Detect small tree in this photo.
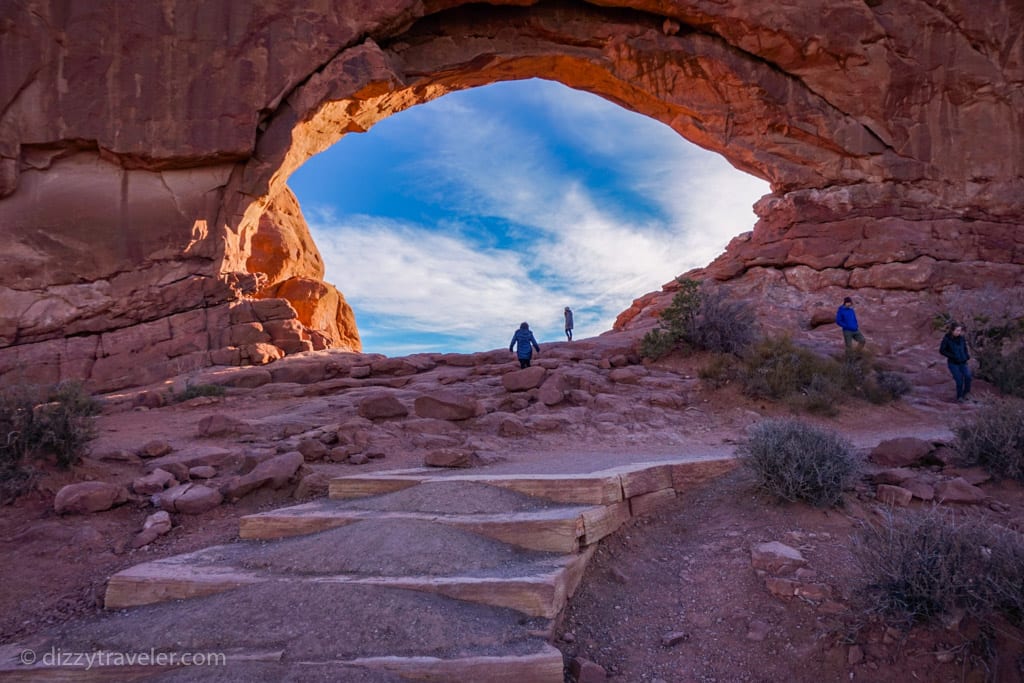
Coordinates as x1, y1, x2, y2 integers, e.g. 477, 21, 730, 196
640, 279, 755, 360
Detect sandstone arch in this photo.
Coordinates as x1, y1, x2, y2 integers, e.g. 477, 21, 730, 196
1, 1, 1021, 391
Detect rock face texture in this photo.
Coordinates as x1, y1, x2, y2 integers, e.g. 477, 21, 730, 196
1, 1, 1021, 390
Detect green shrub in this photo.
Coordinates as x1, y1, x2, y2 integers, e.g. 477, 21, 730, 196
952, 399, 1024, 481
738, 336, 909, 412
738, 418, 860, 508
0, 382, 99, 503
174, 383, 227, 402
699, 353, 742, 389
853, 506, 1024, 626
640, 279, 755, 360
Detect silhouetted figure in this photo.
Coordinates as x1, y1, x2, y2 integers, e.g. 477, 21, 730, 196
835, 296, 866, 353
509, 322, 541, 369
939, 322, 972, 403
564, 307, 574, 342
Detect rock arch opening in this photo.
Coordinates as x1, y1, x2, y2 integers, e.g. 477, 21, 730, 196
286, 78, 769, 355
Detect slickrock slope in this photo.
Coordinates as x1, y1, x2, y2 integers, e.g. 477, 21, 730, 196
1, 1, 1021, 391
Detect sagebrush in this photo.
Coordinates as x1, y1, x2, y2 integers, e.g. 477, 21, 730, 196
952, 398, 1024, 481
738, 418, 860, 507
735, 336, 909, 414
0, 382, 99, 504
853, 506, 1024, 626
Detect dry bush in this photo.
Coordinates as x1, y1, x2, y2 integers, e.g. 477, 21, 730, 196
0, 382, 99, 504
174, 382, 227, 402
739, 336, 909, 413
952, 398, 1024, 481
738, 418, 860, 508
853, 506, 1024, 626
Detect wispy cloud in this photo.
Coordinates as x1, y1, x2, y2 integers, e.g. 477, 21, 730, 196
298, 80, 769, 356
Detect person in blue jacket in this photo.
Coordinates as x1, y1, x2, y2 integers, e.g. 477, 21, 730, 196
835, 296, 866, 352
509, 322, 541, 369
939, 322, 972, 402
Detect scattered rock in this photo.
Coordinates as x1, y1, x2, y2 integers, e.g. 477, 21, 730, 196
750, 541, 806, 574
131, 468, 177, 495
294, 472, 331, 499
569, 656, 607, 683
155, 483, 223, 514
220, 451, 304, 502
661, 631, 689, 647
876, 484, 913, 506
746, 619, 771, 642
357, 392, 409, 419
138, 439, 173, 458
869, 437, 933, 467
501, 366, 546, 392
189, 465, 217, 479
54, 482, 129, 515
130, 511, 173, 548
423, 448, 478, 468
197, 413, 249, 437
348, 453, 370, 465
935, 477, 987, 504
413, 391, 479, 421
297, 438, 328, 462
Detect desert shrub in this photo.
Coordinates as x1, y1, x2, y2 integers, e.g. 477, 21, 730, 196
739, 336, 909, 411
853, 506, 1024, 626
174, 382, 227, 402
738, 418, 860, 508
698, 353, 743, 389
640, 279, 755, 359
952, 399, 1024, 481
0, 382, 99, 503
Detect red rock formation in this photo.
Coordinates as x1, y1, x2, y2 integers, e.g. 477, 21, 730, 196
0, 1, 1021, 390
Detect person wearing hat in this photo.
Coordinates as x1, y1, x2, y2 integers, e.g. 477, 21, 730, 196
835, 296, 866, 352
563, 306, 574, 342
509, 322, 541, 369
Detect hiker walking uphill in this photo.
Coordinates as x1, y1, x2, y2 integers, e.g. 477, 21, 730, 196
564, 307, 574, 342
509, 322, 541, 369
835, 296, 866, 352
940, 322, 973, 403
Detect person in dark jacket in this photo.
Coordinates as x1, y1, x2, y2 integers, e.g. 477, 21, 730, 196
835, 296, 866, 353
564, 307, 574, 342
509, 322, 541, 369
939, 322, 972, 402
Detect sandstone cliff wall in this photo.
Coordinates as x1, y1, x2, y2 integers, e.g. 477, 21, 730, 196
1, 1, 1021, 390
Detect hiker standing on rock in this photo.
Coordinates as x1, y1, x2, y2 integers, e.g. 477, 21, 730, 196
564, 307, 574, 342
509, 322, 541, 369
939, 321, 973, 403
835, 296, 866, 353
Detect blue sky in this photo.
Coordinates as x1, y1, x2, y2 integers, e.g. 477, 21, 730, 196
289, 78, 769, 356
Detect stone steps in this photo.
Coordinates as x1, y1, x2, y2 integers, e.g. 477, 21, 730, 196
1, 457, 736, 682
238, 501, 629, 552
105, 542, 596, 618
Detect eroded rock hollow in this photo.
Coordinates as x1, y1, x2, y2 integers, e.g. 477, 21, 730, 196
1, 1, 1021, 390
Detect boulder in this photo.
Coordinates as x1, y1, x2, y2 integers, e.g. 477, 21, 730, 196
138, 440, 173, 458
54, 482, 129, 515
154, 483, 222, 514
131, 468, 177, 495
197, 414, 250, 437
220, 451, 304, 502
876, 484, 913, 506
869, 437, 934, 467
358, 392, 409, 419
501, 366, 546, 392
414, 391, 479, 421
935, 477, 987, 504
